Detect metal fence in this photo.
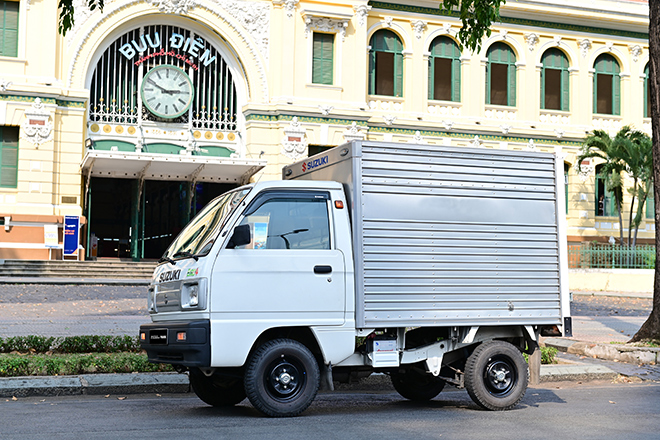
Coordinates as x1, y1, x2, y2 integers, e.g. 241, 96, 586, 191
568, 244, 655, 269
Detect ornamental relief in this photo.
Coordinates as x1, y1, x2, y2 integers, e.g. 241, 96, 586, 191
66, 0, 270, 62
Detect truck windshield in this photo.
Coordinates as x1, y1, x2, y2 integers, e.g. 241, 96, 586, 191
161, 187, 252, 262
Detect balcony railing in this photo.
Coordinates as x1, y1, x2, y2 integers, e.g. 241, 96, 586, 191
568, 244, 655, 269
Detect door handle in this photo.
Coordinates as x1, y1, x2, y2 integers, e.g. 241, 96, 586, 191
314, 265, 332, 274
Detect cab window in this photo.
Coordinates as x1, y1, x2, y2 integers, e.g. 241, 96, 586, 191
236, 197, 330, 250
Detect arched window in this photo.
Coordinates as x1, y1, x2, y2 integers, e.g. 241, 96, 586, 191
428, 36, 461, 102
595, 164, 616, 217
486, 42, 516, 106
369, 30, 403, 97
644, 63, 650, 118
593, 54, 620, 115
541, 49, 569, 111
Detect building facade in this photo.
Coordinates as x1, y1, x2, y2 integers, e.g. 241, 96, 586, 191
0, 0, 652, 260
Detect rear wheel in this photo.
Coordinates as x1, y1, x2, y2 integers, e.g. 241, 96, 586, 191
464, 340, 528, 411
189, 369, 246, 407
244, 339, 320, 417
391, 366, 446, 401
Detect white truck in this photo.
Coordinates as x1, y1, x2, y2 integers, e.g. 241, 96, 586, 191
140, 141, 571, 417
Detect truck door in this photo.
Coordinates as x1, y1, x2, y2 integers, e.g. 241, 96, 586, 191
212, 191, 346, 325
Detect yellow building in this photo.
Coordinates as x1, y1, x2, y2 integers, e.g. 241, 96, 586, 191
0, 0, 652, 261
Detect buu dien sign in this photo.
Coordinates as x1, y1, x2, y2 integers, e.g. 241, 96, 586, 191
118, 31, 217, 71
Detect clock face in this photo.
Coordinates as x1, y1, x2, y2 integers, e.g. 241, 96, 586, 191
141, 65, 194, 119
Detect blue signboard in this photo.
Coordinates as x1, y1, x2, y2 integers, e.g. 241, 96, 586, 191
63, 216, 79, 256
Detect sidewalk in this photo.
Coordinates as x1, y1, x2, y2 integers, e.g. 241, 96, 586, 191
0, 283, 657, 397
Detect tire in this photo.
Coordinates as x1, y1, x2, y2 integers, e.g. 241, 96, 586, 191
464, 340, 528, 411
391, 366, 446, 401
244, 339, 320, 417
189, 369, 246, 407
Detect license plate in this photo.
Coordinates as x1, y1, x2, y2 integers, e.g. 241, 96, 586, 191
149, 329, 168, 345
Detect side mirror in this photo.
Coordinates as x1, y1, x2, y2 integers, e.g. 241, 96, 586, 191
226, 224, 251, 249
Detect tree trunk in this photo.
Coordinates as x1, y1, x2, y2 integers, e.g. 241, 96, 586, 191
630, 0, 660, 342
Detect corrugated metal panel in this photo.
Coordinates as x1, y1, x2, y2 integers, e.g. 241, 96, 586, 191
285, 141, 563, 329
358, 143, 560, 328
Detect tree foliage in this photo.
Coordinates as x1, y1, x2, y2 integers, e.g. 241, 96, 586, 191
58, 0, 104, 36
440, 0, 508, 52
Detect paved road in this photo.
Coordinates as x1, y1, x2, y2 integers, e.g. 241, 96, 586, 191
0, 285, 654, 342
1, 383, 659, 439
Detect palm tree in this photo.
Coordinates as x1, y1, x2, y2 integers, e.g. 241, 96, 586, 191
576, 129, 627, 248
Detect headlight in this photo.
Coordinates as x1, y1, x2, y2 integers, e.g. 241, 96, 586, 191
181, 281, 207, 309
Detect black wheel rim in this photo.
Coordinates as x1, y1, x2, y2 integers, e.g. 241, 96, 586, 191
483, 355, 517, 397
265, 355, 306, 402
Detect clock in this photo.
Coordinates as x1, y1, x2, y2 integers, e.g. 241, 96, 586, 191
141, 65, 194, 119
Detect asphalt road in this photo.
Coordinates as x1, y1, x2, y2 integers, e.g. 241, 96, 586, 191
1, 383, 659, 440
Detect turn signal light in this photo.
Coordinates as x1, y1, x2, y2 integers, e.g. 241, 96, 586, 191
140, 332, 146, 341
335, 201, 344, 209
177, 332, 187, 342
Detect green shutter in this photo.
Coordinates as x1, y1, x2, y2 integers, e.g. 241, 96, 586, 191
0, 1, 19, 57
561, 68, 570, 111
312, 33, 333, 85
540, 67, 545, 109
593, 72, 597, 113
452, 57, 461, 101
394, 52, 403, 97
0, 126, 19, 188
485, 63, 490, 105
428, 57, 434, 100
508, 63, 516, 106
613, 73, 621, 115
368, 48, 376, 95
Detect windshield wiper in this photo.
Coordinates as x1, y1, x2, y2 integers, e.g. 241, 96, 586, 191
158, 256, 176, 265
172, 251, 199, 261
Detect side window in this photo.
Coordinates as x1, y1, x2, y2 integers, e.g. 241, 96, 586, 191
595, 164, 616, 217
312, 32, 334, 85
541, 48, 570, 111
486, 42, 516, 107
368, 29, 403, 97
237, 197, 330, 250
428, 36, 461, 102
593, 54, 621, 115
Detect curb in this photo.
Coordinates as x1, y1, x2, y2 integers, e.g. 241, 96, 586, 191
544, 337, 659, 365
0, 277, 150, 285
0, 362, 616, 398
0, 373, 189, 398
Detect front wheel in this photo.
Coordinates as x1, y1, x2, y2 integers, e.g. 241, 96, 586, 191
464, 340, 528, 411
244, 339, 320, 417
189, 369, 246, 407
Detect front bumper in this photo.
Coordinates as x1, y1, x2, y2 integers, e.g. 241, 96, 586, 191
140, 320, 211, 368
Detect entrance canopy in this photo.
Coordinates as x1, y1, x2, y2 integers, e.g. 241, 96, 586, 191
81, 150, 266, 184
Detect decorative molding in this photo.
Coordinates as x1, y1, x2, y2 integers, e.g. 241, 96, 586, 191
274, 0, 299, 18
410, 20, 427, 39
526, 139, 538, 151
499, 29, 508, 40
605, 41, 614, 53
443, 120, 454, 131
470, 136, 482, 148
383, 114, 397, 126
146, 0, 196, 14
0, 79, 12, 92
427, 104, 461, 116
575, 161, 594, 183
500, 124, 511, 135
353, 4, 371, 27
554, 128, 565, 139
524, 33, 539, 52
383, 16, 393, 28
553, 36, 562, 46
343, 121, 367, 142
281, 117, 307, 159
410, 130, 425, 144
629, 45, 642, 62
318, 105, 334, 116
21, 98, 54, 147
441, 23, 453, 35
303, 15, 349, 41
579, 39, 592, 58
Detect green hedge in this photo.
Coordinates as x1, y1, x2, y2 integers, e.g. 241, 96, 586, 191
0, 353, 173, 377
0, 335, 141, 354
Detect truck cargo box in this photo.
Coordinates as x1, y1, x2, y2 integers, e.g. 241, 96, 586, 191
283, 141, 568, 329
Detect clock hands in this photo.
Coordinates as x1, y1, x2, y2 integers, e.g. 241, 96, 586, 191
146, 78, 183, 95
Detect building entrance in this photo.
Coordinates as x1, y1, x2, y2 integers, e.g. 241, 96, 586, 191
88, 177, 235, 260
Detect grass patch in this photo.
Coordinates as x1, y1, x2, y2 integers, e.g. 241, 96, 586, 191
525, 346, 558, 365
0, 353, 173, 377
